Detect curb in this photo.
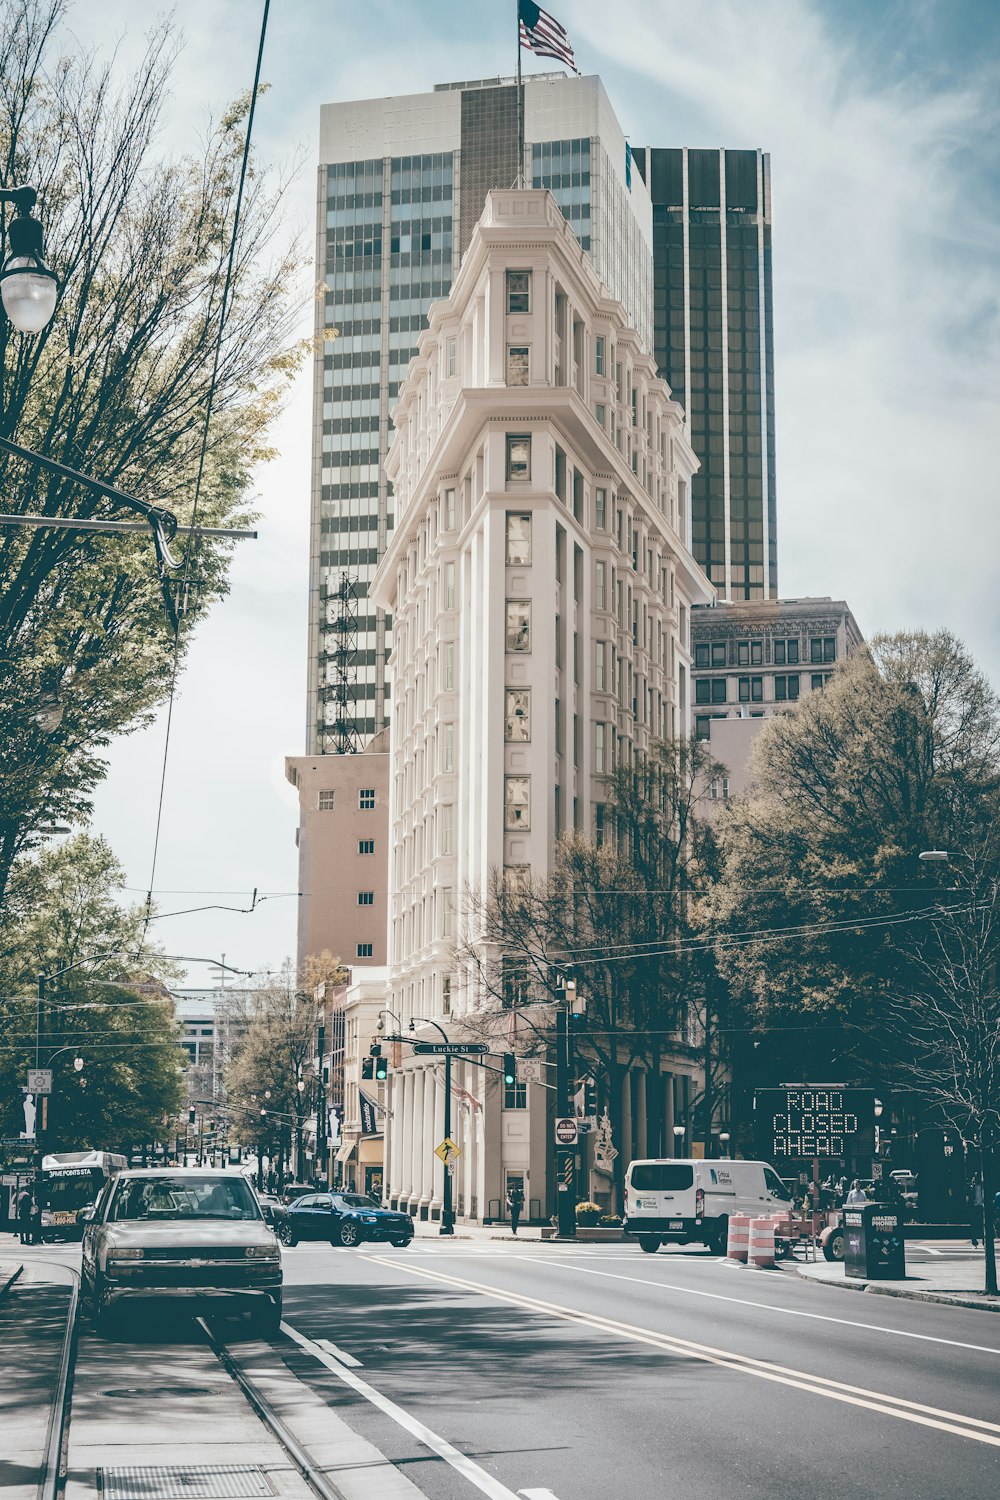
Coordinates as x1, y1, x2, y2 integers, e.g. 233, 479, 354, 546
789, 1264, 1000, 1314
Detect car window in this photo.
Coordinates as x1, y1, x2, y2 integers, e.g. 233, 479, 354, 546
337, 1194, 380, 1209
294, 1194, 319, 1209
109, 1175, 261, 1222
630, 1164, 694, 1192
764, 1168, 790, 1199
314, 1196, 333, 1210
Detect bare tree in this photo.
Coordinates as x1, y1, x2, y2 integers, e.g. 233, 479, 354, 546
888, 834, 1000, 1294
455, 739, 723, 1204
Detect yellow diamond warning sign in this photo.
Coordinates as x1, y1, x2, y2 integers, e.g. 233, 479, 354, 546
434, 1138, 460, 1164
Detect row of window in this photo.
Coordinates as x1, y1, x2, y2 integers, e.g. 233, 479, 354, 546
694, 635, 837, 669
695, 671, 834, 706
317, 788, 377, 810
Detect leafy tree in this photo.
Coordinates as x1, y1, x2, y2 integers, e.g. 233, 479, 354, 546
223, 952, 346, 1179
0, 832, 184, 1149
456, 739, 723, 1205
0, 0, 303, 902
710, 631, 1000, 1084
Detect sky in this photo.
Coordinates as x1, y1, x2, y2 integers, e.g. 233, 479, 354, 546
57, 0, 999, 983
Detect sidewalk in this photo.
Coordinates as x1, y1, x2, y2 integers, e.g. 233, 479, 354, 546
790, 1253, 1000, 1312
411, 1217, 548, 1241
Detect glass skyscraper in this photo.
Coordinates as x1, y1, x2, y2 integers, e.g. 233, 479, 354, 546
308, 74, 652, 754
631, 147, 776, 601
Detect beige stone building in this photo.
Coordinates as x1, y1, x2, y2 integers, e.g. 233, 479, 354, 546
285, 735, 390, 972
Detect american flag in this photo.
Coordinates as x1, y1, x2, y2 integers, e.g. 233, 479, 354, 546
518, 1, 579, 74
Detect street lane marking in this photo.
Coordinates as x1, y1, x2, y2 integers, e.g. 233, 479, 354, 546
282, 1320, 524, 1499
519, 1491, 561, 1498
370, 1257, 1000, 1449
316, 1336, 362, 1367
515, 1253, 1000, 1357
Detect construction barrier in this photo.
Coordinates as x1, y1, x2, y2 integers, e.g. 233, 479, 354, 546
749, 1216, 776, 1268
726, 1213, 750, 1262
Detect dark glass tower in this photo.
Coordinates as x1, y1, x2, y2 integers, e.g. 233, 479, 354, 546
631, 148, 776, 600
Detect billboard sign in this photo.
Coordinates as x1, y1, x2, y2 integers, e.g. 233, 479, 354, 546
755, 1086, 875, 1161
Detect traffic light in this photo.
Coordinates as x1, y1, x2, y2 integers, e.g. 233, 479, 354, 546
361, 1058, 375, 1081
583, 1075, 597, 1116
502, 1053, 517, 1087
374, 1053, 388, 1081
369, 1041, 382, 1057
188, 1107, 196, 1125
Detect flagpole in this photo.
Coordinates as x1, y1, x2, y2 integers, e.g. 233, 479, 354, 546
516, 0, 525, 187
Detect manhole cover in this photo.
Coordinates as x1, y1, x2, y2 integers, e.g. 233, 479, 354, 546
103, 1387, 223, 1399
99, 1465, 274, 1500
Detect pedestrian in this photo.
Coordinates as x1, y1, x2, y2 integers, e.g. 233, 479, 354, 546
17, 1187, 33, 1245
506, 1182, 525, 1236
845, 1179, 868, 1206
970, 1174, 985, 1249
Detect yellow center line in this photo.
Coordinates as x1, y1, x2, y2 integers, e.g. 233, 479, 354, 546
367, 1255, 1000, 1448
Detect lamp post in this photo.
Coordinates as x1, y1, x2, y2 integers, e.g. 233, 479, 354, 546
410, 1016, 454, 1235
673, 1122, 686, 1155
719, 1131, 731, 1158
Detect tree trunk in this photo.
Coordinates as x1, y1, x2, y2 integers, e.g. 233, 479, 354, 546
982, 1133, 997, 1297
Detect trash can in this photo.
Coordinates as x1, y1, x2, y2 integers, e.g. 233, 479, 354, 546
843, 1202, 906, 1280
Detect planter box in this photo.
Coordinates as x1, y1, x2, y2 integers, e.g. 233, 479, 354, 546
575, 1225, 625, 1241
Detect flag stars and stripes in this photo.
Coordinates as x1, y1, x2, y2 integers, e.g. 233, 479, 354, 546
518, 1, 579, 74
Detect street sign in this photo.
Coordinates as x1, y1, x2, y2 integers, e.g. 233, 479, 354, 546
519, 1058, 543, 1084
554, 1116, 578, 1146
434, 1138, 461, 1164
755, 1086, 876, 1161
411, 1043, 489, 1057
27, 1069, 52, 1095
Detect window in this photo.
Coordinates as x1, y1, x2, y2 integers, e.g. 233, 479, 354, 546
594, 402, 606, 428
506, 269, 530, 314
505, 512, 531, 565
505, 599, 531, 652
709, 778, 730, 801
504, 776, 530, 830
774, 675, 800, 702
595, 488, 607, 529
359, 788, 375, 809
506, 434, 531, 480
358, 839, 375, 855
751, 640, 763, 665
595, 722, 607, 773
595, 336, 605, 375
738, 676, 750, 703
595, 560, 607, 610
811, 636, 837, 663
441, 887, 454, 938
595, 641, 607, 692
504, 688, 531, 741
711, 643, 727, 667
811, 673, 825, 692
695, 715, 712, 741
695, 678, 711, 705
442, 640, 455, 691
751, 676, 763, 702
441, 723, 455, 772
443, 487, 456, 529
507, 346, 529, 386
775, 638, 800, 666
440, 803, 454, 855
443, 560, 456, 609
442, 975, 452, 1015
737, 642, 749, 666
357, 891, 374, 906
504, 1080, 528, 1110
774, 640, 785, 665
318, 789, 335, 811
630, 1164, 694, 1191
694, 643, 710, 668
446, 338, 457, 376
356, 943, 373, 958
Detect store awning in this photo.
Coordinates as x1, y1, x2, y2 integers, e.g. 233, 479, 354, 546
334, 1141, 354, 1165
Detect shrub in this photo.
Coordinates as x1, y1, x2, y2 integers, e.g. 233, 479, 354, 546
576, 1201, 602, 1225
599, 1214, 622, 1227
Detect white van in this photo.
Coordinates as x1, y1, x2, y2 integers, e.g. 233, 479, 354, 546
623, 1158, 792, 1253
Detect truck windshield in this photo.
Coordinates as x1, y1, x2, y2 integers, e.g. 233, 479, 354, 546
630, 1164, 694, 1191
109, 1176, 261, 1222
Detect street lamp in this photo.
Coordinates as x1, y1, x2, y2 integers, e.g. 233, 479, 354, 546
0, 187, 59, 333
673, 1122, 686, 1154
719, 1131, 731, 1157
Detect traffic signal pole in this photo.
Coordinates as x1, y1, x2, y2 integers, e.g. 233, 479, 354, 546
555, 1002, 576, 1238
441, 1050, 454, 1236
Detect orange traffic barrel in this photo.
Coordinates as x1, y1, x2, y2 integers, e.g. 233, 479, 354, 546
749, 1216, 776, 1268
726, 1213, 750, 1262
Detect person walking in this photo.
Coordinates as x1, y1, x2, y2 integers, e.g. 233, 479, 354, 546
17, 1187, 33, 1245
507, 1182, 525, 1236
845, 1179, 868, 1206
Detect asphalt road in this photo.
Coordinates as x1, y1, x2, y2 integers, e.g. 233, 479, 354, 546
9, 1240, 1000, 1500
273, 1240, 1000, 1500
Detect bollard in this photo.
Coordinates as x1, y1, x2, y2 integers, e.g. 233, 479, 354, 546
748, 1216, 776, 1268
726, 1213, 750, 1263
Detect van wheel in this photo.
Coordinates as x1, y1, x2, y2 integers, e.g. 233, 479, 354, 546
638, 1236, 660, 1254
709, 1218, 729, 1254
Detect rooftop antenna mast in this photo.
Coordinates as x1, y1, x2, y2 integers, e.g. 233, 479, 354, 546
323, 572, 361, 754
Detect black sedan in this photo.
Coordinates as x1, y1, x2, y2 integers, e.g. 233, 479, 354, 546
277, 1191, 413, 1248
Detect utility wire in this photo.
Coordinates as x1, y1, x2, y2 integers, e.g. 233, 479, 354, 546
143, 0, 271, 939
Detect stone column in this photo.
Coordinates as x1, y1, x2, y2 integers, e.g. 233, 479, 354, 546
621, 1069, 633, 1170
408, 1070, 422, 1215
635, 1069, 648, 1159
